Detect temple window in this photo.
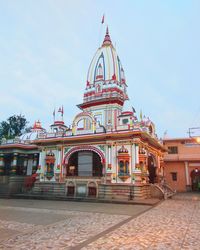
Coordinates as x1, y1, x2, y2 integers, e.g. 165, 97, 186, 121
95, 63, 103, 80
45, 151, 55, 180
122, 118, 129, 125
119, 160, 124, 173
125, 161, 129, 173
117, 146, 130, 180
77, 119, 84, 130
96, 84, 101, 93
168, 146, 178, 154
171, 172, 177, 181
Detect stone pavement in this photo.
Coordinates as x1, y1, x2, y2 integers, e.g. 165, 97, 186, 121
0, 194, 200, 249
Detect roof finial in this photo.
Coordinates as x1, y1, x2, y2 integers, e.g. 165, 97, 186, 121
102, 26, 112, 46
106, 26, 109, 35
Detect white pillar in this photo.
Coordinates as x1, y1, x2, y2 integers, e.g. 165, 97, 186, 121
57, 150, 61, 167
0, 154, 5, 175
135, 144, 139, 165
24, 155, 28, 167
0, 154, 4, 166
115, 143, 118, 183
185, 161, 189, 186
38, 152, 43, 169
108, 145, 111, 165
37, 151, 44, 182
132, 144, 136, 170
33, 154, 38, 167
12, 153, 18, 166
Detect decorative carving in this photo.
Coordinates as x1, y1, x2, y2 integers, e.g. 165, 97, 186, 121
98, 145, 105, 152
45, 151, 55, 180
117, 145, 130, 181
64, 147, 71, 154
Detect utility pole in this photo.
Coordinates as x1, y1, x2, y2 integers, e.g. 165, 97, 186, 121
188, 127, 200, 143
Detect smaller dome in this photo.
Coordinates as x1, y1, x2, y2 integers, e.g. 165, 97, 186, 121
20, 120, 45, 141
20, 132, 39, 141
118, 145, 128, 154
33, 120, 42, 130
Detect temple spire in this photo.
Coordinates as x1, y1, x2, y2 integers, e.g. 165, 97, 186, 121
102, 26, 112, 46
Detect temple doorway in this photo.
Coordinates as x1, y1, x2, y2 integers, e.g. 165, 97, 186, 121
66, 151, 103, 177
3, 155, 14, 175
148, 155, 157, 183
191, 169, 200, 191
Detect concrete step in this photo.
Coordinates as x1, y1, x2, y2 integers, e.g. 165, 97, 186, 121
31, 182, 65, 196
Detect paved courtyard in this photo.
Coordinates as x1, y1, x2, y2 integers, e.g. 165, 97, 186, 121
0, 194, 199, 249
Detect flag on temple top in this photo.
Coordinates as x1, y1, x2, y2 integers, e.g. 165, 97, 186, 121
101, 14, 105, 24
53, 109, 55, 121
132, 106, 136, 113
140, 110, 143, 121
61, 105, 64, 116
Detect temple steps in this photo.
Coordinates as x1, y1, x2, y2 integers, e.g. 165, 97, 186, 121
98, 184, 151, 201
31, 182, 65, 196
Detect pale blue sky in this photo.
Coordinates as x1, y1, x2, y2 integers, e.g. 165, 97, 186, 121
0, 0, 200, 138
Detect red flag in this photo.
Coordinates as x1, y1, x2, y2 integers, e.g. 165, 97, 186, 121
53, 109, 55, 121
101, 15, 104, 24
61, 105, 64, 116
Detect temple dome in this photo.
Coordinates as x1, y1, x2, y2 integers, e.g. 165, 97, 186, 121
80, 27, 128, 109
86, 27, 126, 87
20, 120, 45, 141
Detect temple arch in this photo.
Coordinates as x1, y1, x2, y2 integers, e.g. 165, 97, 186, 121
72, 112, 96, 135
63, 146, 105, 177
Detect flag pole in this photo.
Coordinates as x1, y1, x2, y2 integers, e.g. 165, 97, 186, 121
61, 105, 64, 121
99, 14, 105, 47
53, 107, 55, 123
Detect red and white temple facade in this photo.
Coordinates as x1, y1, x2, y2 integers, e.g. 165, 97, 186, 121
0, 28, 166, 199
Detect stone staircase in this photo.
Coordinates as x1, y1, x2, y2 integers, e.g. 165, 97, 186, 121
154, 183, 176, 199
0, 176, 25, 197
30, 182, 66, 197
0, 183, 9, 196
98, 184, 151, 201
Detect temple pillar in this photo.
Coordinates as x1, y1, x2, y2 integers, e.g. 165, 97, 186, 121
108, 145, 112, 170
10, 153, 18, 175
185, 161, 190, 190
32, 154, 38, 174
131, 144, 136, 183
55, 149, 61, 182
132, 144, 142, 185
37, 150, 43, 181
135, 144, 139, 165
0, 154, 5, 175
104, 144, 112, 183
23, 155, 28, 175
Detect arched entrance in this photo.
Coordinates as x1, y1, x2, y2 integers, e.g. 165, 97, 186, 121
191, 169, 200, 191
148, 155, 157, 184
66, 151, 103, 177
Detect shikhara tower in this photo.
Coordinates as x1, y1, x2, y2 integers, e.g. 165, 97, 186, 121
78, 27, 128, 130
0, 26, 166, 200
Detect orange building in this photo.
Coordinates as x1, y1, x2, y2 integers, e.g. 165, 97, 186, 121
163, 138, 200, 192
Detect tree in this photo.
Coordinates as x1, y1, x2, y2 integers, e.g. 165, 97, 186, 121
0, 115, 29, 140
